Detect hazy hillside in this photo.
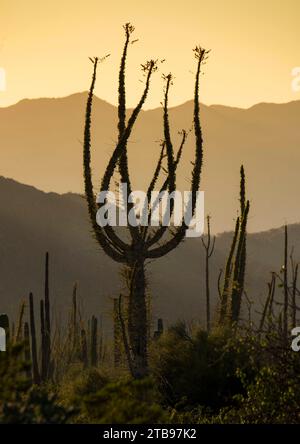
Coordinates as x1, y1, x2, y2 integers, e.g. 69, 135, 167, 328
0, 177, 299, 328
0, 94, 300, 233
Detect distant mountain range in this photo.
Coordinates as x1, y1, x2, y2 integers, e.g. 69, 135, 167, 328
0, 177, 299, 329
1, 93, 300, 233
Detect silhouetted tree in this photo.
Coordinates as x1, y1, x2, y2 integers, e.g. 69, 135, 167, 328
83, 23, 209, 378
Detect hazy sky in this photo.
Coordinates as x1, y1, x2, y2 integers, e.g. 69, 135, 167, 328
0, 0, 300, 109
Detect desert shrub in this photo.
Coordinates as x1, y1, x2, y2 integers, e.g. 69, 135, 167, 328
1, 386, 74, 424
57, 365, 109, 422
57, 367, 165, 424
82, 377, 167, 424
151, 322, 259, 411
0, 344, 72, 424
59, 365, 109, 401
215, 349, 300, 424
167, 405, 213, 424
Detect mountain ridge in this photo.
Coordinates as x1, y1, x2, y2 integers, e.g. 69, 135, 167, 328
1, 93, 299, 233
2, 91, 300, 111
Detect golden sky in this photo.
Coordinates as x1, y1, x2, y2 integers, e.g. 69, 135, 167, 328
0, 0, 300, 109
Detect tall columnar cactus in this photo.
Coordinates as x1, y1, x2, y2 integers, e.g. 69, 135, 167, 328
11, 322, 15, 340
29, 292, 40, 384
15, 299, 26, 343
90, 315, 98, 367
153, 318, 164, 340
283, 224, 289, 340
259, 273, 276, 335
231, 166, 248, 318
98, 317, 105, 364
40, 299, 47, 380
219, 165, 250, 325
219, 218, 240, 324
113, 297, 122, 367
201, 215, 215, 332
24, 322, 31, 380
80, 328, 88, 368
38, 252, 52, 381
44, 252, 51, 375
26, 255, 52, 383
71, 282, 79, 352
291, 259, 298, 328
83, 23, 208, 378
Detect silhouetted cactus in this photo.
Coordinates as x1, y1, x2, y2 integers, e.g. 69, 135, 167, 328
11, 322, 15, 342
71, 282, 78, 351
291, 260, 298, 327
98, 317, 105, 364
15, 299, 26, 343
259, 273, 277, 335
219, 165, 250, 325
29, 292, 40, 384
231, 204, 249, 322
80, 328, 88, 368
153, 318, 164, 340
201, 215, 215, 332
44, 252, 51, 377
283, 224, 289, 340
23, 322, 31, 380
219, 218, 240, 324
83, 23, 208, 377
90, 315, 98, 367
113, 298, 122, 367
268, 273, 276, 327
231, 166, 248, 321
40, 299, 47, 380
35, 252, 53, 381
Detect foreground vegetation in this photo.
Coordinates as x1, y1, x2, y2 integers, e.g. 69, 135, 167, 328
1, 320, 299, 424
1, 23, 299, 424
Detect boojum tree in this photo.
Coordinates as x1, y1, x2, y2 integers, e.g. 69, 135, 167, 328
83, 23, 209, 378
219, 165, 250, 326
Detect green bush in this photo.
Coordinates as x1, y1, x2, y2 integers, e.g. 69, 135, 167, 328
168, 339, 300, 424
57, 366, 166, 424
59, 366, 109, 403
83, 377, 167, 424
0, 344, 73, 423
151, 322, 258, 411
216, 358, 300, 423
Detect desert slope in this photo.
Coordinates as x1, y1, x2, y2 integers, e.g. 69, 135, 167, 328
0, 177, 299, 327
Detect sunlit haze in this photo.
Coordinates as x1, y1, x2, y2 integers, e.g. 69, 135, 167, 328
1, 0, 300, 109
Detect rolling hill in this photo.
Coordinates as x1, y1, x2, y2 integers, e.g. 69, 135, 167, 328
0, 177, 299, 329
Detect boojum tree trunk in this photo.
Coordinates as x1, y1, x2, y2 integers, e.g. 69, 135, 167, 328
127, 260, 148, 377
